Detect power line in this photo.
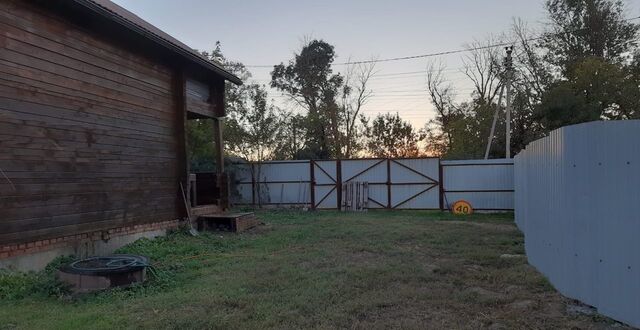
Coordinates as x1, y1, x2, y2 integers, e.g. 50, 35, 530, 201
245, 42, 513, 68
244, 15, 640, 68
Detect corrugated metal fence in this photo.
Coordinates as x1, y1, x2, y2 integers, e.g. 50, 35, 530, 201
515, 120, 640, 327
231, 158, 514, 211
441, 159, 514, 211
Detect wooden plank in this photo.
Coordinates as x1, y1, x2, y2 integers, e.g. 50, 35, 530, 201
186, 98, 215, 118
0, 158, 176, 176
0, 79, 173, 129
0, 210, 179, 244
0, 71, 172, 123
0, 176, 176, 186
0, 187, 177, 209
0, 94, 173, 137
0, 107, 174, 143
0, 41, 171, 103
0, 147, 177, 166
0, 18, 171, 90
0, 136, 177, 160
198, 213, 260, 232
0, 121, 176, 151
0, 178, 177, 196
0, 65, 173, 122
2, 194, 177, 223
0, 1, 173, 82
211, 78, 225, 117
1, 33, 170, 97
191, 205, 221, 217
0, 51, 172, 113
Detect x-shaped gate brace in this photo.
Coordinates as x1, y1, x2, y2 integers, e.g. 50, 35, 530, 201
311, 158, 441, 210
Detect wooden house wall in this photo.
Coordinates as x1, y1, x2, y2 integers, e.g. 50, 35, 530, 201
185, 77, 224, 119
0, 0, 184, 244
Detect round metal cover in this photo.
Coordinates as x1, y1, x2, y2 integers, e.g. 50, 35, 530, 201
59, 254, 149, 276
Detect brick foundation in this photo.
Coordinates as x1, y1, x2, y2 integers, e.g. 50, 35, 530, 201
0, 220, 181, 264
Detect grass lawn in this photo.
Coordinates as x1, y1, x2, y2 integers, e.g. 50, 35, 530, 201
0, 210, 623, 329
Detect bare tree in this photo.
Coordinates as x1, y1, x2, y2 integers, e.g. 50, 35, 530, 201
340, 60, 376, 158
461, 38, 504, 104
425, 61, 459, 150
511, 19, 552, 104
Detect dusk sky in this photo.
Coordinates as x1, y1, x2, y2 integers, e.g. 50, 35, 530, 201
112, 0, 640, 128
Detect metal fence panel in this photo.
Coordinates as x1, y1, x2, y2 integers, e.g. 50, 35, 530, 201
366, 184, 388, 209
232, 161, 311, 206
314, 161, 337, 185
390, 158, 440, 184
441, 159, 514, 211
390, 184, 439, 209
233, 181, 253, 204
232, 157, 514, 211
313, 160, 337, 209
444, 191, 513, 210
515, 120, 640, 328
341, 159, 387, 183
259, 182, 310, 205
257, 161, 309, 183
390, 158, 440, 209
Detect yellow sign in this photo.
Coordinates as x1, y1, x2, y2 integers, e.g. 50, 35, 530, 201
452, 200, 473, 215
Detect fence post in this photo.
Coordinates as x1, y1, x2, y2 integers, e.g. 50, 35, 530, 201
251, 163, 256, 207
438, 159, 444, 211
310, 160, 316, 210
336, 160, 342, 210
386, 158, 392, 209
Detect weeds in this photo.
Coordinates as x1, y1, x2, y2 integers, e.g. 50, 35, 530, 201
0, 255, 73, 300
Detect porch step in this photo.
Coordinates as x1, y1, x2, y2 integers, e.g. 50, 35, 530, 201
197, 212, 261, 233
191, 205, 221, 217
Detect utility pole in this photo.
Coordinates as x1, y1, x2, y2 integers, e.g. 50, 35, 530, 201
484, 85, 504, 160
484, 46, 514, 160
504, 46, 514, 159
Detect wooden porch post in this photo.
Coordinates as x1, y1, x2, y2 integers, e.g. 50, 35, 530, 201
213, 117, 224, 174
174, 70, 189, 217
212, 117, 228, 210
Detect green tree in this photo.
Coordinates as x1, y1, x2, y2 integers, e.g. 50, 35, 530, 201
227, 85, 282, 162
272, 112, 310, 160
365, 113, 421, 158
537, 0, 640, 130
271, 39, 344, 159
187, 42, 252, 171
538, 58, 640, 129
542, 0, 639, 75
227, 85, 283, 205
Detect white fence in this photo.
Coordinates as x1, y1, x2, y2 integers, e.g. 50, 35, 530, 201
231, 158, 514, 211
515, 120, 640, 327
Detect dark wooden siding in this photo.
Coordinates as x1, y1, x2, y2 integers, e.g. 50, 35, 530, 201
0, 0, 183, 244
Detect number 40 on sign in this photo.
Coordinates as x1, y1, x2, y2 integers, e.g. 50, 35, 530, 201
452, 200, 473, 215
